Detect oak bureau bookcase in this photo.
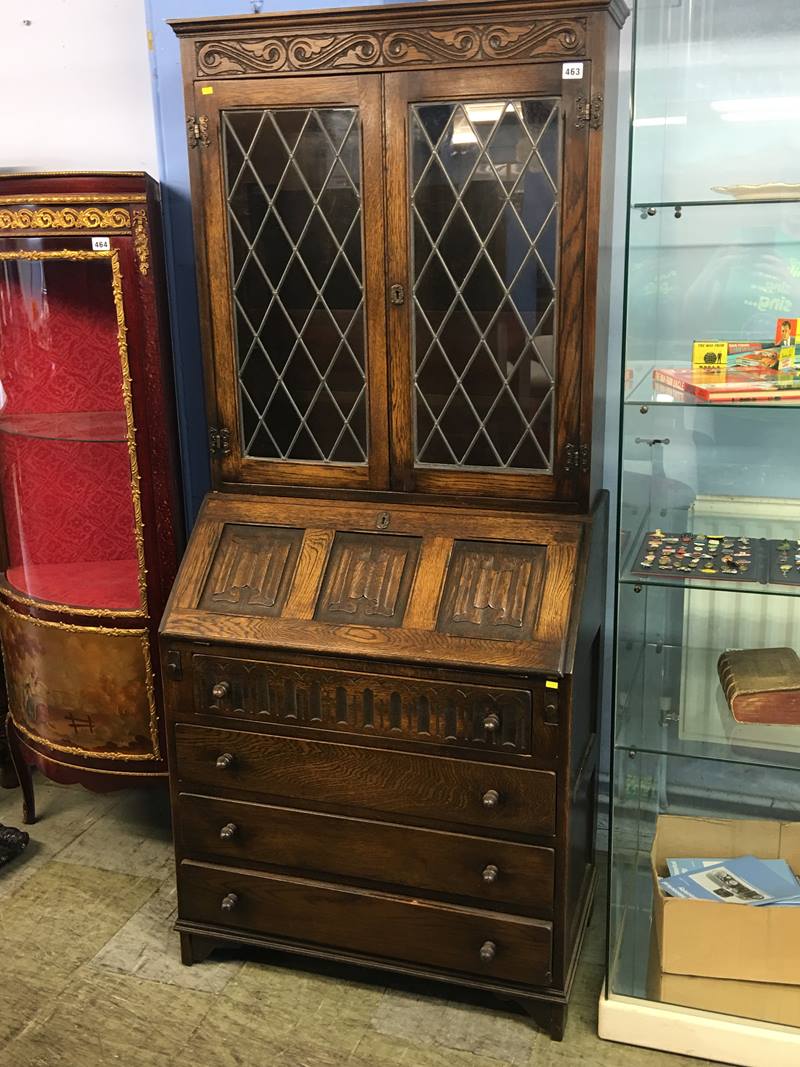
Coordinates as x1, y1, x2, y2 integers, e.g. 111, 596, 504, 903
162, 0, 627, 1039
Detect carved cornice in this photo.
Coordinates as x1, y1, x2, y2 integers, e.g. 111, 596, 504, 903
196, 18, 586, 76
0, 206, 131, 230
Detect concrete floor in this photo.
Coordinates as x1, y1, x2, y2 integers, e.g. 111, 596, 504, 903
0, 779, 714, 1067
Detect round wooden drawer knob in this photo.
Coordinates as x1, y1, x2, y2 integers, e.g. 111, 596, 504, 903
482, 712, 500, 733
220, 892, 238, 913
482, 864, 499, 884
216, 752, 235, 769
219, 822, 238, 841
212, 681, 230, 699
479, 940, 496, 963
481, 789, 500, 810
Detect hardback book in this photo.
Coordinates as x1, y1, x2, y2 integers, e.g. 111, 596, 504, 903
717, 647, 800, 725
653, 366, 800, 402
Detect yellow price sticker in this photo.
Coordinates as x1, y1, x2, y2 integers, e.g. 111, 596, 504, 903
545, 680, 559, 690
201, 86, 214, 95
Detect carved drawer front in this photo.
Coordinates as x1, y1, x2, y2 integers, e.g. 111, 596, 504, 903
193, 655, 533, 757
174, 724, 556, 837
178, 860, 553, 987
178, 793, 555, 913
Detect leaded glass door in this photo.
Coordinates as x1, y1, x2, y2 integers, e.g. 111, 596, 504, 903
386, 65, 589, 501
196, 75, 389, 490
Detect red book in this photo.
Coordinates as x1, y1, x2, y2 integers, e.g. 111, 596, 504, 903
652, 367, 800, 403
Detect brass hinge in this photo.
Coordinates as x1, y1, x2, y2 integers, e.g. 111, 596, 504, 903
209, 426, 231, 457
564, 442, 590, 475
575, 94, 603, 130
187, 115, 210, 149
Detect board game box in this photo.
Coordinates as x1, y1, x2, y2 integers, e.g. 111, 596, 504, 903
653, 366, 800, 402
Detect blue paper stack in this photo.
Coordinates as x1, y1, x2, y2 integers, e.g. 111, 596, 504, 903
661, 856, 800, 906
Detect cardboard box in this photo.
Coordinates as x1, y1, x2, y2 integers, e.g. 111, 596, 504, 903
647, 923, 800, 1027
651, 815, 800, 986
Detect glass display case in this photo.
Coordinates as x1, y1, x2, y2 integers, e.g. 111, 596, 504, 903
600, 2, 800, 1063
0, 173, 183, 821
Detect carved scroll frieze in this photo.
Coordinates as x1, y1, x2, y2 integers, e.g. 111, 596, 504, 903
195, 18, 585, 76
0, 207, 131, 231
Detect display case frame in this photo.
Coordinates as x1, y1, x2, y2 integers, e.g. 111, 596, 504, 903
0, 173, 184, 820
601, 1, 800, 1062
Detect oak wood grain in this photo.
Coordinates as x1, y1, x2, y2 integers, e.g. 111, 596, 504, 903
404, 536, 452, 630
164, 607, 565, 673
174, 723, 557, 835
178, 859, 553, 985
200, 490, 584, 541
281, 528, 334, 619
178, 793, 555, 911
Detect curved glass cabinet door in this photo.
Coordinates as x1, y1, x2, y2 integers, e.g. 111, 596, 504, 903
0, 250, 144, 614
0, 173, 183, 811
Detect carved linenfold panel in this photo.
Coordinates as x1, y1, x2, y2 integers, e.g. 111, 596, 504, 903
438, 541, 546, 642
199, 524, 303, 616
192, 655, 532, 755
315, 533, 421, 627
195, 18, 585, 76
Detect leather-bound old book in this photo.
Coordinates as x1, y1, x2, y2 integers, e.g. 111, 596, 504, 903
718, 647, 800, 725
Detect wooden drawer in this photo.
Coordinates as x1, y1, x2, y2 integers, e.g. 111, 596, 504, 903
178, 793, 555, 912
191, 653, 534, 758
174, 724, 557, 837
178, 860, 553, 987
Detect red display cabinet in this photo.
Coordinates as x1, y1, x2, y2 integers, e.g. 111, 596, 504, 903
0, 173, 183, 820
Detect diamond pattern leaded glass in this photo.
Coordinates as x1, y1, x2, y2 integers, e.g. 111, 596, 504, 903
224, 107, 367, 464
411, 98, 560, 472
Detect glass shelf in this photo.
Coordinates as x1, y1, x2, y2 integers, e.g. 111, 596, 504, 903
633, 194, 800, 212
0, 410, 128, 443
619, 503, 800, 598
624, 365, 800, 409
616, 641, 800, 773
5, 558, 141, 612
619, 571, 800, 599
